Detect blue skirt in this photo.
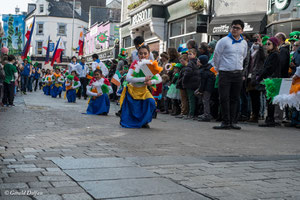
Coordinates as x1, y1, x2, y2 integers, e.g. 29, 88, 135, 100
62, 82, 66, 91
120, 90, 156, 128
44, 85, 51, 95
86, 94, 110, 115
67, 89, 76, 102
51, 85, 62, 98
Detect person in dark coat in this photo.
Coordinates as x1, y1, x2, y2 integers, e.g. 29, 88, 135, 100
244, 34, 266, 122
182, 48, 201, 119
275, 32, 290, 78
257, 37, 281, 127
194, 55, 215, 121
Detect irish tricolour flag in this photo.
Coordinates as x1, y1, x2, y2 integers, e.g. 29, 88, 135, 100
111, 70, 122, 87
263, 78, 300, 110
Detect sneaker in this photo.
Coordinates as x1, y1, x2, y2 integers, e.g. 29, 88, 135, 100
161, 111, 169, 114
198, 117, 211, 122
284, 123, 295, 127
259, 122, 276, 127
175, 115, 184, 118
183, 115, 192, 120
142, 124, 150, 128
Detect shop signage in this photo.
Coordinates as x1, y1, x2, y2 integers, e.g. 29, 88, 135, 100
132, 8, 151, 26
244, 23, 254, 32
97, 33, 108, 43
268, 0, 291, 13
98, 49, 114, 60
212, 24, 230, 34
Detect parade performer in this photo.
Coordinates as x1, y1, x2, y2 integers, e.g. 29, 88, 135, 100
119, 44, 162, 128
86, 69, 112, 115
65, 71, 81, 103
68, 56, 78, 74
43, 70, 52, 96
50, 67, 64, 98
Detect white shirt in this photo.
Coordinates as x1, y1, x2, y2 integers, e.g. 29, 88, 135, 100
91, 60, 109, 77
126, 68, 162, 88
86, 78, 113, 96
213, 36, 248, 72
131, 50, 154, 62
68, 62, 78, 74
75, 63, 89, 78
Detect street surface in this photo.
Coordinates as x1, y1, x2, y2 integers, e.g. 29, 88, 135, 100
0, 91, 300, 200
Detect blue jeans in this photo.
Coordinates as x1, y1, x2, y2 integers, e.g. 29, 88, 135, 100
21, 75, 29, 92
27, 76, 34, 92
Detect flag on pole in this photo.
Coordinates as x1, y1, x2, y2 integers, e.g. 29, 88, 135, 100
51, 38, 65, 66
43, 36, 49, 50
22, 17, 35, 60
78, 28, 84, 56
44, 36, 50, 64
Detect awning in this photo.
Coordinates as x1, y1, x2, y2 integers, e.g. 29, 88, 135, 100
208, 13, 267, 35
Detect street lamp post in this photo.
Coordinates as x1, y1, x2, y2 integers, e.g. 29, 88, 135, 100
71, 0, 75, 57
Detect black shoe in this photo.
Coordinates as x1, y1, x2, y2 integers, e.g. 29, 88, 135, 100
161, 111, 169, 114
59, 94, 62, 98
115, 111, 121, 117
175, 115, 184, 118
259, 122, 275, 127
101, 112, 108, 116
230, 124, 241, 130
213, 123, 231, 130
84, 97, 87, 100
142, 124, 150, 128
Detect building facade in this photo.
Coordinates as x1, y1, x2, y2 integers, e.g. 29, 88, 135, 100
208, 0, 268, 38
120, 0, 210, 54
267, 0, 300, 36
25, 0, 88, 69
84, 21, 120, 63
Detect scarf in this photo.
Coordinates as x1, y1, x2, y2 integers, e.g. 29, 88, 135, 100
79, 62, 85, 70
228, 32, 244, 44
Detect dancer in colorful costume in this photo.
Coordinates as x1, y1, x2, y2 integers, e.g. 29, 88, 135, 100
44, 70, 52, 96
65, 71, 81, 103
86, 69, 112, 115
51, 67, 64, 98
120, 44, 162, 128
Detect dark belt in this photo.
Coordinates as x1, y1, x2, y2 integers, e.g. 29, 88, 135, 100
219, 70, 242, 74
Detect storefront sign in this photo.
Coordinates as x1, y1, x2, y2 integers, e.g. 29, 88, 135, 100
244, 23, 254, 32
268, 0, 291, 13
212, 25, 230, 34
132, 8, 151, 26
98, 49, 114, 60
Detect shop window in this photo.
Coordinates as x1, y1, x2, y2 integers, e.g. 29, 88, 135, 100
58, 24, 66, 36
170, 20, 184, 37
169, 33, 202, 49
123, 36, 131, 48
186, 16, 196, 33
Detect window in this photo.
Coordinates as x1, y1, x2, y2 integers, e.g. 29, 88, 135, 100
186, 16, 196, 33
37, 41, 43, 55
39, 4, 44, 13
170, 20, 184, 37
37, 24, 43, 35
58, 24, 66, 35
123, 36, 131, 48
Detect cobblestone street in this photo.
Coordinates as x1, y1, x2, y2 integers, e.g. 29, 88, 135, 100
1, 91, 300, 200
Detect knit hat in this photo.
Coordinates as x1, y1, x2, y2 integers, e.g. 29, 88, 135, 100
198, 55, 209, 65
289, 31, 300, 41
208, 40, 217, 49
67, 75, 74, 80
33, 62, 39, 67
268, 37, 279, 46
174, 63, 182, 69
262, 36, 270, 45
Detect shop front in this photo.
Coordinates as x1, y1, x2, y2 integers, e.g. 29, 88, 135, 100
128, 4, 166, 53
267, 0, 300, 36
208, 12, 267, 38
85, 48, 116, 64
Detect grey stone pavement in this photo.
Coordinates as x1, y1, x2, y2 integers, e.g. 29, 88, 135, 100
0, 91, 300, 200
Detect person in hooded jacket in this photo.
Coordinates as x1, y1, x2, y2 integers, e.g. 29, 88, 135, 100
182, 48, 201, 119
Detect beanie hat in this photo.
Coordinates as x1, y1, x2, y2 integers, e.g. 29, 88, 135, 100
268, 37, 279, 46
198, 55, 209, 65
208, 40, 217, 49
262, 36, 270, 45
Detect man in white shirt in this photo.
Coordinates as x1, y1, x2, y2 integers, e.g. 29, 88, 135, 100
75, 57, 89, 100
91, 54, 108, 77
213, 19, 248, 130
68, 56, 78, 74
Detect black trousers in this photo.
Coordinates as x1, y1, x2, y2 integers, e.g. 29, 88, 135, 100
77, 77, 88, 98
34, 78, 39, 91
249, 90, 261, 117
266, 98, 275, 122
2, 82, 15, 105
218, 71, 243, 124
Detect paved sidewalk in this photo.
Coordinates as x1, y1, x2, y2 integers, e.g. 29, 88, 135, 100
0, 91, 300, 200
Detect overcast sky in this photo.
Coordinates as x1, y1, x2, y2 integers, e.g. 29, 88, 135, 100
0, 0, 35, 21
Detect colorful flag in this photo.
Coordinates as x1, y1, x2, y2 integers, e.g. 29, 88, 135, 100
51, 38, 65, 66
78, 28, 84, 56
111, 70, 122, 87
22, 17, 35, 60
44, 36, 50, 64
